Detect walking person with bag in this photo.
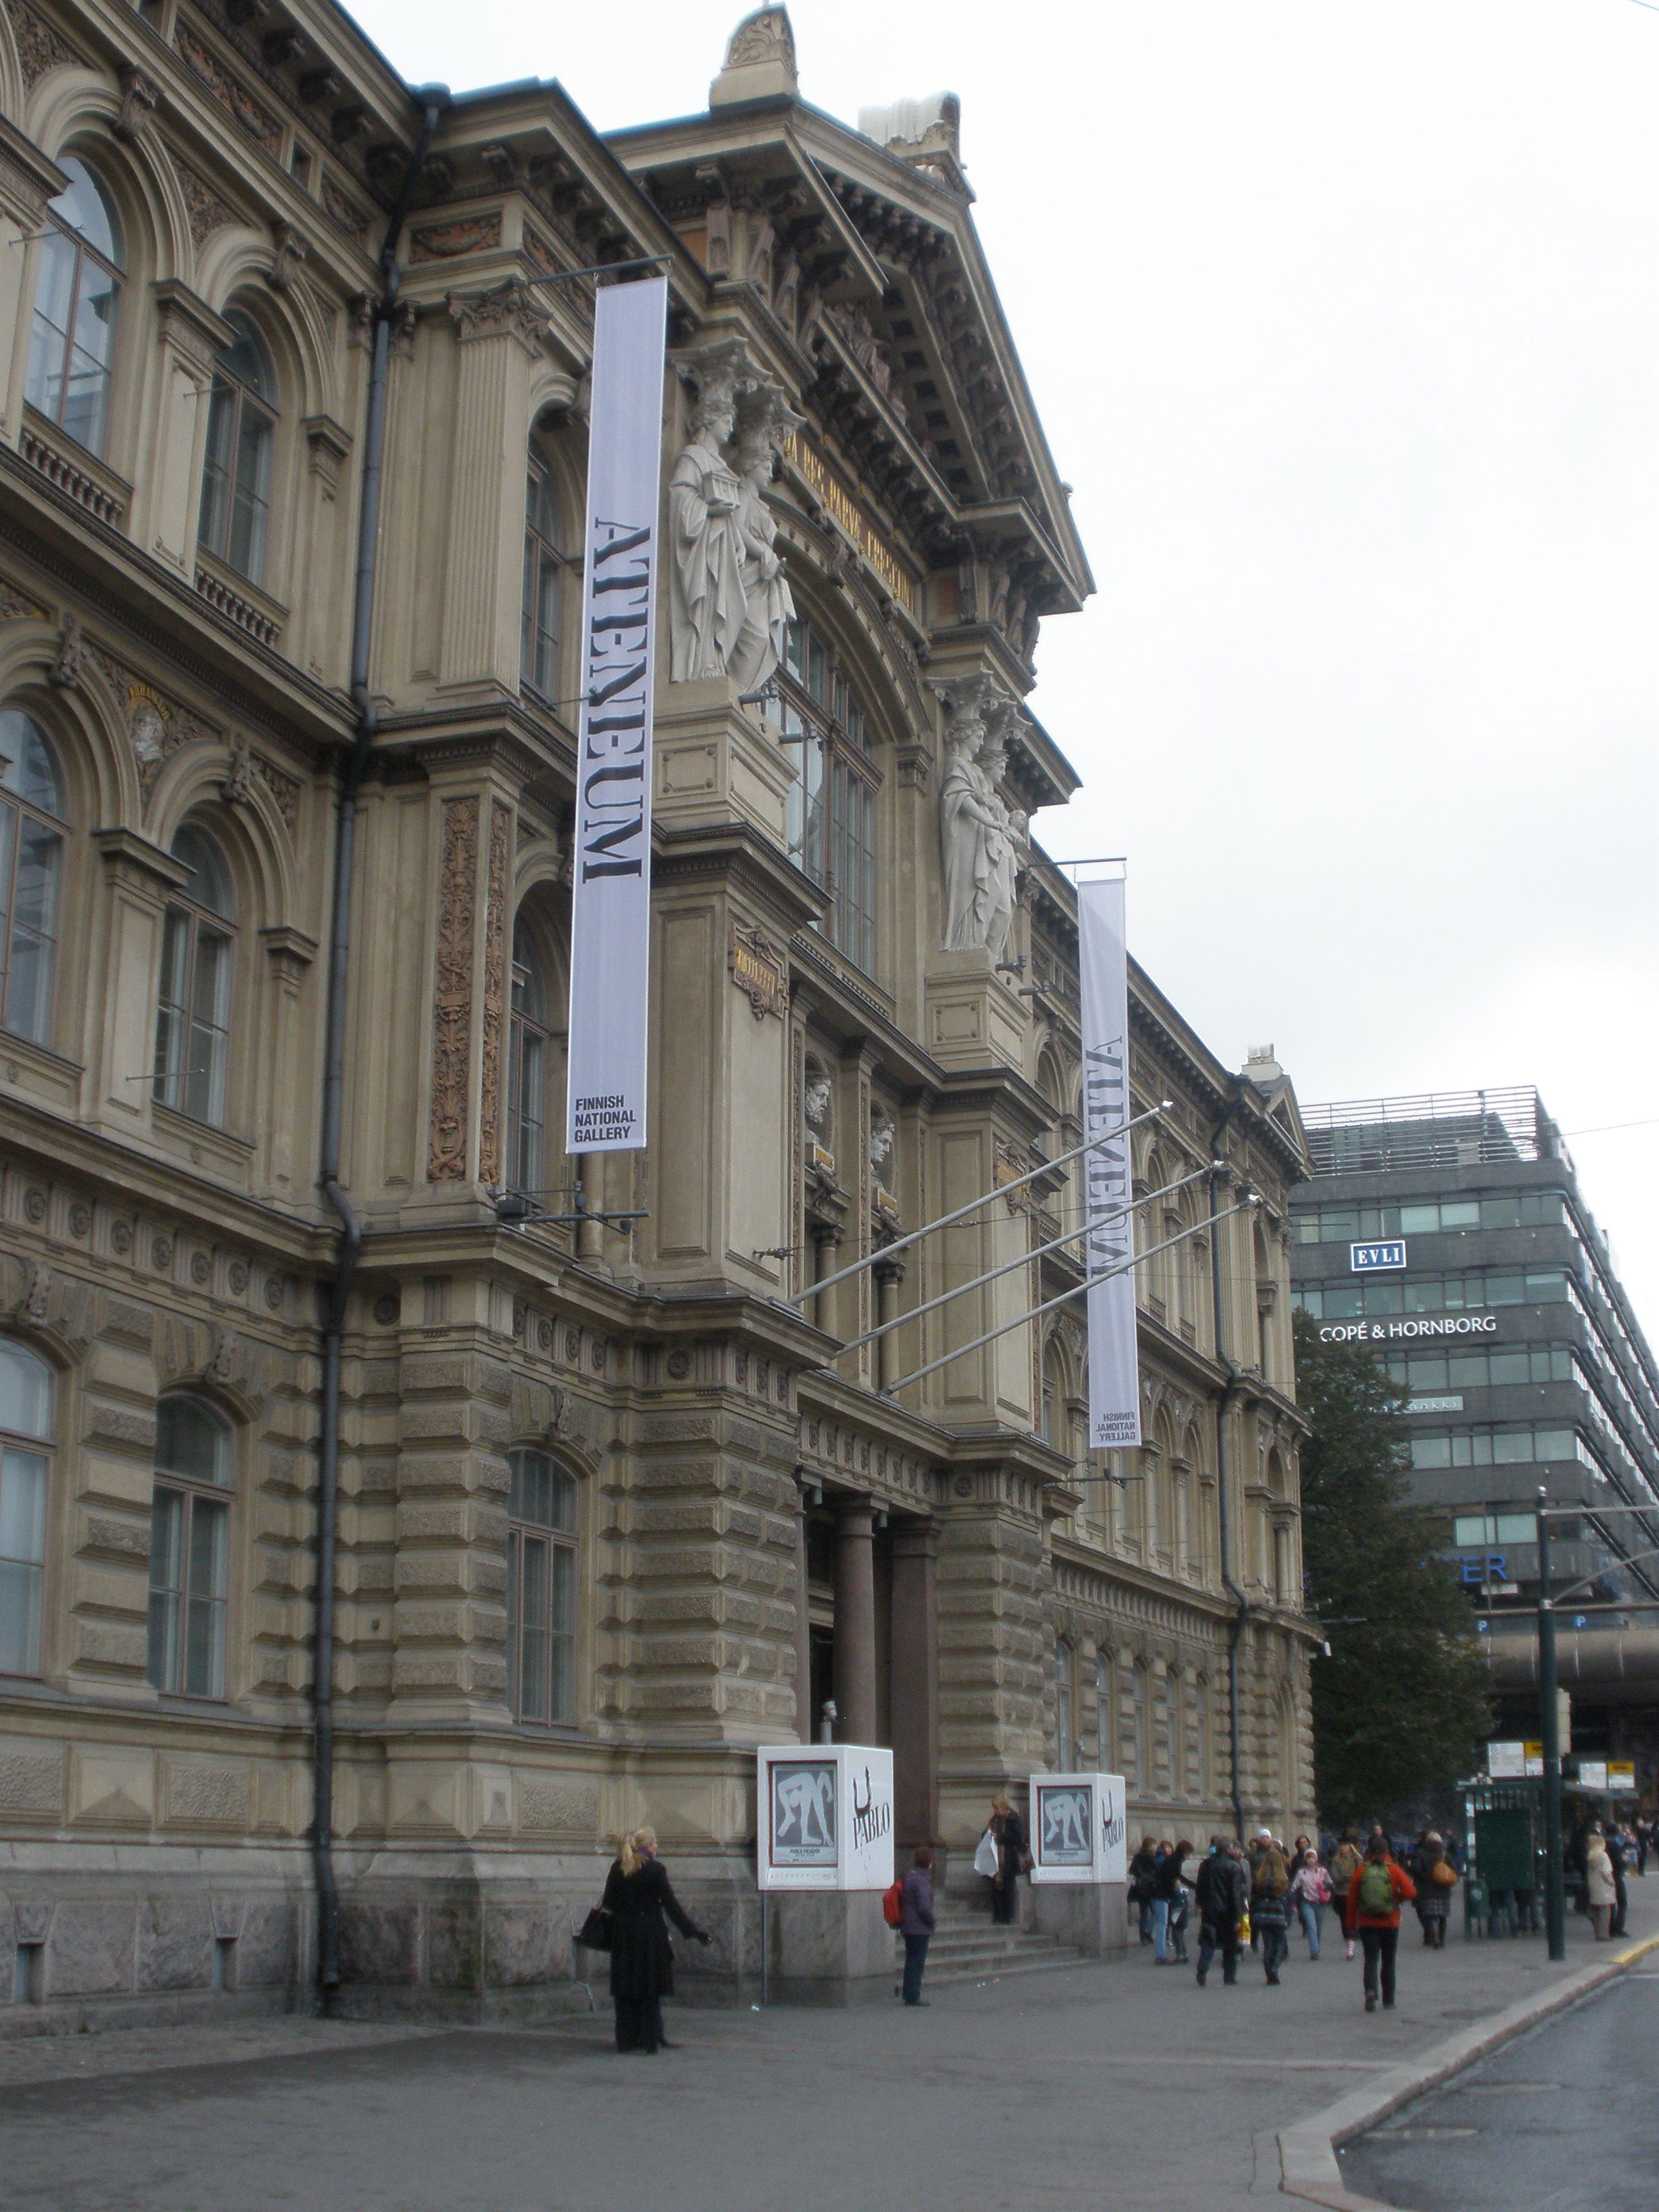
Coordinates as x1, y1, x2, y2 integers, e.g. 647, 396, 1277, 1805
1584, 1826, 1616, 1940
1250, 1835, 1292, 1984
988, 1793, 1027, 1927
1194, 1837, 1248, 1987
1414, 1832, 1456, 1949
898, 1845, 936, 2006
1330, 1830, 1364, 1961
1290, 1847, 1332, 1959
1347, 1832, 1416, 2012
598, 1826, 711, 2053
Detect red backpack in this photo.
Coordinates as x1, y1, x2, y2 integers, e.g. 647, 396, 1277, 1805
882, 1878, 905, 1928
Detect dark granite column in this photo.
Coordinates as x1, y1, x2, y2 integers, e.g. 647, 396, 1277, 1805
889, 1517, 939, 1846
833, 1499, 877, 1744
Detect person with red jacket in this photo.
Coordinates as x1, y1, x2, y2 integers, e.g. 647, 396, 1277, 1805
1347, 1832, 1417, 2013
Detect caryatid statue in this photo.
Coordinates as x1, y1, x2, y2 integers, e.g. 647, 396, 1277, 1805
728, 382, 800, 695
938, 676, 1026, 959
667, 345, 750, 682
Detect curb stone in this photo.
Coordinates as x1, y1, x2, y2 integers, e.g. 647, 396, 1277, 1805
1274, 1933, 1659, 2209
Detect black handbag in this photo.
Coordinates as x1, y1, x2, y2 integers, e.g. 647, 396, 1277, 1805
575, 1905, 612, 1952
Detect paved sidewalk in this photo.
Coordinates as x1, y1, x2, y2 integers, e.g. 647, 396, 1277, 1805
1, 1886, 1651, 2212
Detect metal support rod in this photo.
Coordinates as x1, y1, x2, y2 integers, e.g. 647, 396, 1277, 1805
880, 1199, 1255, 1399
1538, 1484, 1566, 1961
525, 252, 676, 287
788, 1102, 1168, 1309
825, 1161, 1214, 1366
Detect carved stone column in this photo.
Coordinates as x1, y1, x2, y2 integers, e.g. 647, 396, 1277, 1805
439, 283, 547, 693
832, 1498, 877, 1744
889, 1516, 939, 1845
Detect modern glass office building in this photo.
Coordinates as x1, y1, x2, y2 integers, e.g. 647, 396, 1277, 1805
1290, 1088, 1659, 1780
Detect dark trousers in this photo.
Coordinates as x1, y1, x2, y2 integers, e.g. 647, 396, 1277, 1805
902, 1933, 930, 2004
1612, 1881, 1628, 1938
614, 1994, 663, 2052
1260, 1921, 1288, 1977
1360, 1925, 1399, 2006
1197, 1919, 1240, 1983
992, 1877, 1017, 1926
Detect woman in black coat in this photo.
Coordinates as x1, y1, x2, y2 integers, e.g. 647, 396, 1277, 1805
600, 1826, 710, 2053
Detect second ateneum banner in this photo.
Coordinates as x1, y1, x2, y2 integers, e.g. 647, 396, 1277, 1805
565, 276, 668, 1155
1077, 874, 1141, 1450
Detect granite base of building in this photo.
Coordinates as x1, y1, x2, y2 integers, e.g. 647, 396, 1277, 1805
762, 1890, 894, 2006
1029, 1880, 1130, 1959
0, 1845, 309, 2039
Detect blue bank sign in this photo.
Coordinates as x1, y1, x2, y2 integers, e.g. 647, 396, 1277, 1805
1351, 1240, 1407, 1272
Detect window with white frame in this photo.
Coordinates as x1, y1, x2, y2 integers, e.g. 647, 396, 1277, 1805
762, 616, 878, 974
507, 1448, 575, 1724
0, 709, 67, 1047
199, 308, 277, 587
154, 821, 234, 1126
506, 918, 552, 1196
520, 459, 564, 701
0, 1339, 52, 1678
25, 158, 123, 457
147, 1395, 231, 1698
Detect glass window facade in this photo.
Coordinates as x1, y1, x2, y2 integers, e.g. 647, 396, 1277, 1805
1384, 1345, 1573, 1391
1293, 1191, 1563, 1244
1294, 1268, 1568, 1320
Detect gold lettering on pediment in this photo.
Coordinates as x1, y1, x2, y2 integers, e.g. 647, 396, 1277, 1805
782, 435, 920, 616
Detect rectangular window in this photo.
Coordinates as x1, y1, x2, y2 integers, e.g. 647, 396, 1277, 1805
1412, 1435, 1452, 1469
0, 1442, 47, 1676
1397, 1204, 1438, 1235
507, 1529, 574, 1725
146, 1484, 228, 1698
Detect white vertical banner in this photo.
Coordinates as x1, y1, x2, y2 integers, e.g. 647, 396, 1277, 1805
1077, 874, 1141, 1449
565, 276, 668, 1154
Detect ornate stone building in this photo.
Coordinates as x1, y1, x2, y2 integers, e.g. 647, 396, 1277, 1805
0, 0, 1314, 2023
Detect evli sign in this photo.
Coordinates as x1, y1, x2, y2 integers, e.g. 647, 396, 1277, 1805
566, 276, 669, 1155
1351, 1240, 1406, 1272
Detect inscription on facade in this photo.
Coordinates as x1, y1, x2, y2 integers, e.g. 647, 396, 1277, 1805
783, 434, 920, 615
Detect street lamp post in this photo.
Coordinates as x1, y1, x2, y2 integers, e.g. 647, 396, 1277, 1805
1536, 1485, 1566, 1961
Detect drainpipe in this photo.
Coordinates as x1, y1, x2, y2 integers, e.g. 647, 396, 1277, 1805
312, 84, 446, 2011
1208, 1080, 1250, 1843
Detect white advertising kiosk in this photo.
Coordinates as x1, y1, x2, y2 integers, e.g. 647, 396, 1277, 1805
755, 1746, 895, 2004
1025, 1771, 1129, 1957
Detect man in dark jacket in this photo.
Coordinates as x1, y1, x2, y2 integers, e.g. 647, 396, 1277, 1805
899, 1845, 937, 2006
1194, 1839, 1248, 1986
1607, 1825, 1630, 1938
1128, 1837, 1159, 1945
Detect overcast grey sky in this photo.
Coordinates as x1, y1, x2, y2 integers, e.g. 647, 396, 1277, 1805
356, 0, 1659, 1328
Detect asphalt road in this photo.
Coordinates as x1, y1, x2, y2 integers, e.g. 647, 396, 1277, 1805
0, 1896, 1647, 2212
1343, 1962, 1659, 2211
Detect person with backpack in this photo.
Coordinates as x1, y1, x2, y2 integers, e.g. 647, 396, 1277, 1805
1347, 1832, 1416, 2012
1150, 1838, 1194, 1964
1250, 1835, 1292, 1984
897, 1844, 936, 2004
1290, 1847, 1332, 1959
1413, 1832, 1456, 1949
1194, 1837, 1249, 1986
1330, 1829, 1364, 1961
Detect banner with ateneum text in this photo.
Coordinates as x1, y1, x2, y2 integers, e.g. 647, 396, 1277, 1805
565, 276, 668, 1155
1077, 874, 1141, 1449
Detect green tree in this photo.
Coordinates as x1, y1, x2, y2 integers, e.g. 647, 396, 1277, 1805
1293, 1311, 1492, 1822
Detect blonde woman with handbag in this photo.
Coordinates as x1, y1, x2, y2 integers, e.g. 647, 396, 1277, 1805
599, 1826, 711, 2053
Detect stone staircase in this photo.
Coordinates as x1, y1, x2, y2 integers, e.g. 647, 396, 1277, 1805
894, 1891, 1093, 1992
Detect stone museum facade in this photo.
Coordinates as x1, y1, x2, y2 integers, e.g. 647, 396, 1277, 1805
0, 0, 1316, 2022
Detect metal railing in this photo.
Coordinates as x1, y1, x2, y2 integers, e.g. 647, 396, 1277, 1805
1300, 1086, 1563, 1178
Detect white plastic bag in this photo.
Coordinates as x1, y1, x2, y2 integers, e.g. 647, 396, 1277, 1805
973, 1828, 1000, 1879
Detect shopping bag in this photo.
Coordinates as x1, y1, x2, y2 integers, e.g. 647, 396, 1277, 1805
973, 1828, 1000, 1879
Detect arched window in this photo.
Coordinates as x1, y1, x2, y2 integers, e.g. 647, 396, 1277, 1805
506, 918, 552, 1195
507, 1448, 575, 1725
147, 1395, 231, 1698
0, 1338, 52, 1677
764, 615, 877, 974
25, 157, 123, 457
199, 309, 277, 586
1054, 1639, 1076, 1769
520, 457, 564, 700
0, 710, 67, 1046
154, 821, 234, 1125
1094, 1651, 1113, 1769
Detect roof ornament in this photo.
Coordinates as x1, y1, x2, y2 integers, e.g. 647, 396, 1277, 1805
710, 7, 799, 108
856, 92, 969, 195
